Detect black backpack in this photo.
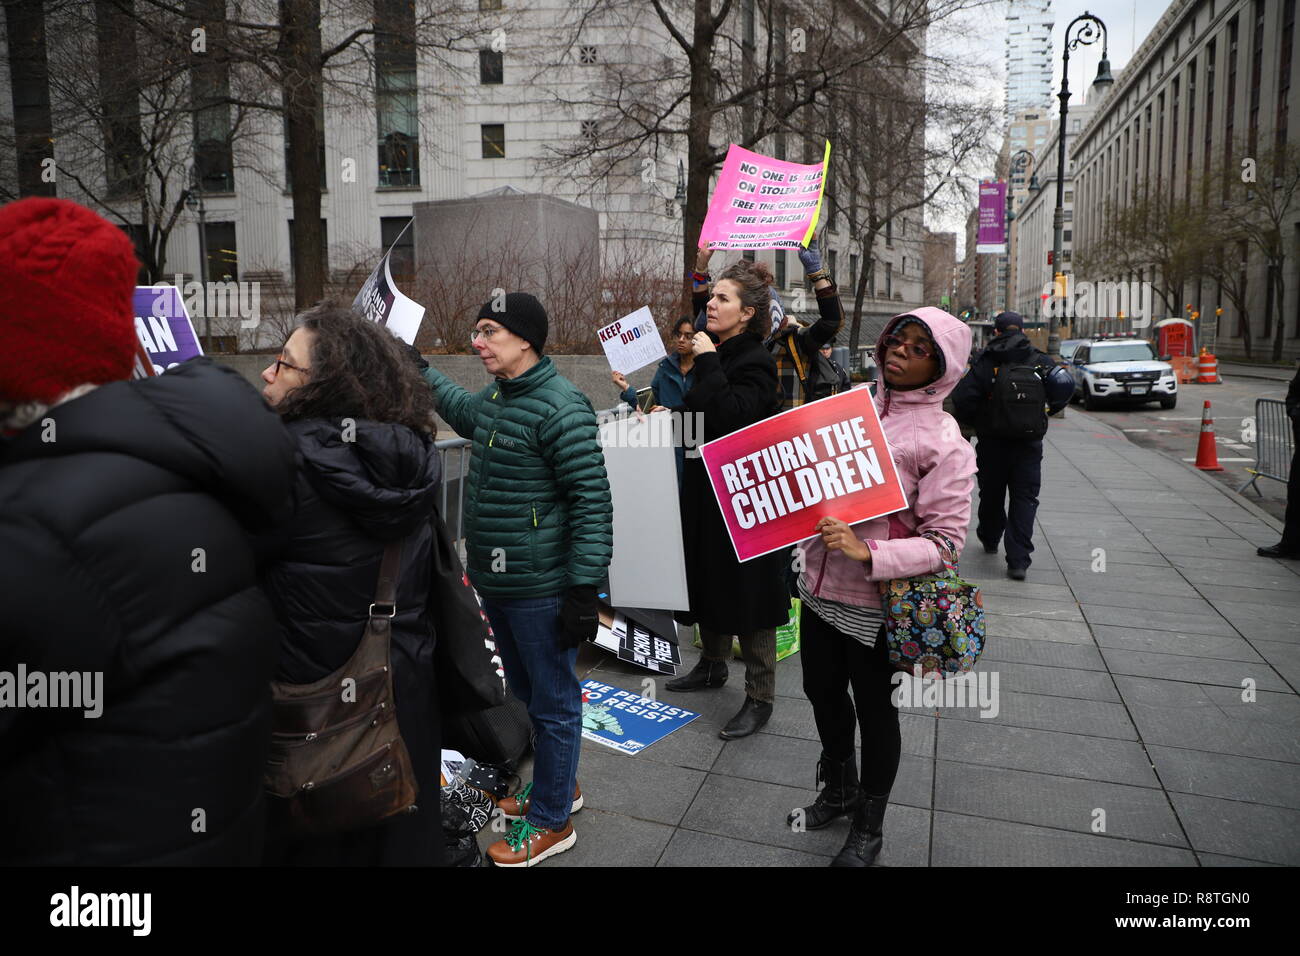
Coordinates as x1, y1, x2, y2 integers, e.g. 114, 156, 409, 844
980, 362, 1049, 439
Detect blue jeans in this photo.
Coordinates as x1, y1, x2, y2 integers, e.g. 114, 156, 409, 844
479, 594, 581, 831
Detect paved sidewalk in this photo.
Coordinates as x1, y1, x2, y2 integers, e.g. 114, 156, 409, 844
483, 410, 1300, 866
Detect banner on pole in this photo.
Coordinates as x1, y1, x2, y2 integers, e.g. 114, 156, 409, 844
132, 285, 203, 378
698, 142, 830, 250
699, 388, 908, 562
975, 180, 1007, 254
352, 219, 425, 345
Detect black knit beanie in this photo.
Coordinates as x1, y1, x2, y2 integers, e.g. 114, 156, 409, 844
477, 292, 548, 354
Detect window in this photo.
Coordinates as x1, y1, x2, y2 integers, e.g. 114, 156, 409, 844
376, 0, 420, 186
287, 219, 328, 277
204, 222, 238, 281
885, 262, 893, 297
1248, 0, 1264, 154
190, 0, 233, 194
479, 0, 501, 9
1063, 229, 1072, 242
1277, 0, 1295, 151
742, 249, 755, 262
1064, 190, 1074, 203
849, 253, 858, 290
479, 49, 503, 84
885, 219, 893, 245
1225, 17, 1238, 200
578, 45, 598, 64
775, 250, 786, 288
481, 124, 505, 158
580, 120, 598, 139
381, 217, 415, 281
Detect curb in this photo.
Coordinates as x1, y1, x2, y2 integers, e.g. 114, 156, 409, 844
1215, 364, 1296, 384
1071, 408, 1285, 534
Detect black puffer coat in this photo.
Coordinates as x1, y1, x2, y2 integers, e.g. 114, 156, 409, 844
674, 331, 790, 635
261, 416, 445, 866
0, 359, 297, 865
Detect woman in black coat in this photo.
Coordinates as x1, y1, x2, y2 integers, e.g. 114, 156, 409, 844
259, 304, 445, 866
667, 257, 788, 740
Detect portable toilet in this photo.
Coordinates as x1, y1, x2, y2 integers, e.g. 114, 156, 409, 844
1154, 317, 1195, 358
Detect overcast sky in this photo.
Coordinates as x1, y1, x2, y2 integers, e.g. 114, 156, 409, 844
934, 0, 1175, 256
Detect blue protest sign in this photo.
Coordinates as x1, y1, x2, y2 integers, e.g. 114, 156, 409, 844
580, 680, 699, 756
132, 286, 203, 376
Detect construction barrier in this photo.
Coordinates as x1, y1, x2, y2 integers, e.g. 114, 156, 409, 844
1196, 350, 1220, 383
1194, 400, 1224, 471
1169, 355, 1198, 384
1238, 397, 1294, 495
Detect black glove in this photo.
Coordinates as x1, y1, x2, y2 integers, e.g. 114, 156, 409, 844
558, 585, 600, 650
404, 342, 429, 371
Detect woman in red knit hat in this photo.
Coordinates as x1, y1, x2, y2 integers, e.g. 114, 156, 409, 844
0, 198, 299, 865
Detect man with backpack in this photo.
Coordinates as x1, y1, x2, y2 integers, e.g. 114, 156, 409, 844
952, 311, 1072, 580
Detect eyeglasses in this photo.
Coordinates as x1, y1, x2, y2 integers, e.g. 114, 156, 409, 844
273, 356, 310, 376
882, 334, 934, 361
470, 325, 504, 343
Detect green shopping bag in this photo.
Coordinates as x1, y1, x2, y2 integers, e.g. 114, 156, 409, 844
693, 598, 801, 661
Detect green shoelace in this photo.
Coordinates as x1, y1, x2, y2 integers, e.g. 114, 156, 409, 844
505, 818, 546, 858
512, 781, 533, 807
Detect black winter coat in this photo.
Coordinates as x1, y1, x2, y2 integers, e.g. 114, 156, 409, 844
951, 330, 1061, 432
674, 331, 790, 635
260, 416, 445, 866
0, 359, 297, 865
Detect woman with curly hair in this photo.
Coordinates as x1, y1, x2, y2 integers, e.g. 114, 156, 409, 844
664, 251, 788, 740
259, 303, 444, 866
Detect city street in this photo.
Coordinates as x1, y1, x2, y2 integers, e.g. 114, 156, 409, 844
1070, 372, 1292, 526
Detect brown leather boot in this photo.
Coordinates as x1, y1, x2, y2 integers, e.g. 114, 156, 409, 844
487, 818, 576, 867
496, 780, 583, 820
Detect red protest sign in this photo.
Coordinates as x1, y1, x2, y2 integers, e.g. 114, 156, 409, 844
698, 388, 907, 562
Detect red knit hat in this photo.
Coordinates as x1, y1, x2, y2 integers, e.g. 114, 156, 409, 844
0, 197, 140, 404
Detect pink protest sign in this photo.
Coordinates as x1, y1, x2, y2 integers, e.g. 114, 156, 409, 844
698, 142, 830, 250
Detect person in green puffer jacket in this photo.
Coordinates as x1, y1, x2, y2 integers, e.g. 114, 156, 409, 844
422, 291, 611, 868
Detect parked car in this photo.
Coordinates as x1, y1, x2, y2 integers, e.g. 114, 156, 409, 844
1069, 338, 1178, 410
1059, 339, 1086, 363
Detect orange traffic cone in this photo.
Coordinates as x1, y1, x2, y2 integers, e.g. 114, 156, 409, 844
1194, 400, 1224, 471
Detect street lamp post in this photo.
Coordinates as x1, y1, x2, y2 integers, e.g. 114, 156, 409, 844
1052, 11, 1112, 359
185, 180, 210, 352
1006, 148, 1035, 315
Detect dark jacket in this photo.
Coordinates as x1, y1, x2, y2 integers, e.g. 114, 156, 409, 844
951, 330, 1066, 433
673, 331, 789, 635
424, 356, 613, 599
767, 282, 845, 409
621, 353, 696, 484
0, 359, 297, 865
261, 416, 444, 866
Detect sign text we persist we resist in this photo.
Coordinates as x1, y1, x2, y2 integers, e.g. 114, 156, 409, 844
721, 416, 885, 529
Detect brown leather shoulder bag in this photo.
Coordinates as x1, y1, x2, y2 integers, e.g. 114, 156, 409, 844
264, 541, 419, 837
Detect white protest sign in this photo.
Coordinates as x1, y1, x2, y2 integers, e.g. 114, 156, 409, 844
352, 219, 425, 345
597, 306, 666, 376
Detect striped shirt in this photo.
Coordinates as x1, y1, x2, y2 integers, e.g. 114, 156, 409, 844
798, 576, 886, 647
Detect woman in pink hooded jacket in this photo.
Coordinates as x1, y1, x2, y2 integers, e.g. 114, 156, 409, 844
789, 308, 976, 867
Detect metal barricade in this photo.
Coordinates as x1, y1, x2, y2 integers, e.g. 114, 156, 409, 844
1238, 398, 1294, 495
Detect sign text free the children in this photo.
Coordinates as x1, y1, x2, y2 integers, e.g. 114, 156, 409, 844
698, 142, 830, 251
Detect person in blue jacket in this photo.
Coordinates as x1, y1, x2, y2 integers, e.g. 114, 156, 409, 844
610, 315, 697, 484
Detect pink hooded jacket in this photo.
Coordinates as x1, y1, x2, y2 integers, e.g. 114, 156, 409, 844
797, 307, 977, 609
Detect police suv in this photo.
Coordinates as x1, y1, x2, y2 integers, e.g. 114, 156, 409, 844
1068, 338, 1178, 410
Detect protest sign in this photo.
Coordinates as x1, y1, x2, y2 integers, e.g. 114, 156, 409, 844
699, 388, 907, 562
599, 411, 690, 611
698, 141, 830, 250
131, 285, 203, 377
597, 305, 666, 376
580, 680, 698, 755
975, 180, 1007, 254
352, 219, 425, 344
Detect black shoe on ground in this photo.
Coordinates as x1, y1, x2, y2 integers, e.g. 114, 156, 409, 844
830, 794, 888, 867
719, 696, 772, 739
1257, 543, 1300, 559
981, 540, 998, 555
787, 753, 863, 830
1007, 567, 1027, 581
665, 657, 728, 692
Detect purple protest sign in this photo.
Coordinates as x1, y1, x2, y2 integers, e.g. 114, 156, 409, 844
975, 180, 1007, 254
132, 286, 204, 378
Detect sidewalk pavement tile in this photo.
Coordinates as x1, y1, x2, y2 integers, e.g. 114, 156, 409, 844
1198, 853, 1283, 866
929, 812, 1198, 866
1250, 640, 1300, 690
1146, 745, 1300, 810
1055, 562, 1183, 584
936, 720, 1160, 787
980, 660, 1120, 701
1128, 517, 1242, 539
1194, 582, 1300, 608
1090, 624, 1266, 663
1041, 537, 1163, 558
1067, 575, 1206, 600
974, 594, 1086, 622
624, 725, 726, 773
938, 690, 1139, 739
1099, 648, 1291, 692
982, 614, 1096, 645
933, 761, 1189, 847
975, 580, 1075, 602
1178, 565, 1300, 591
1115, 676, 1300, 763
1081, 604, 1237, 636
655, 828, 830, 867
680, 775, 868, 857
1060, 588, 1210, 613
762, 697, 936, 758
544, 810, 676, 867
1167, 793, 1300, 866
1144, 534, 1271, 559
1211, 600, 1300, 636
981, 635, 1107, 670
577, 746, 706, 826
